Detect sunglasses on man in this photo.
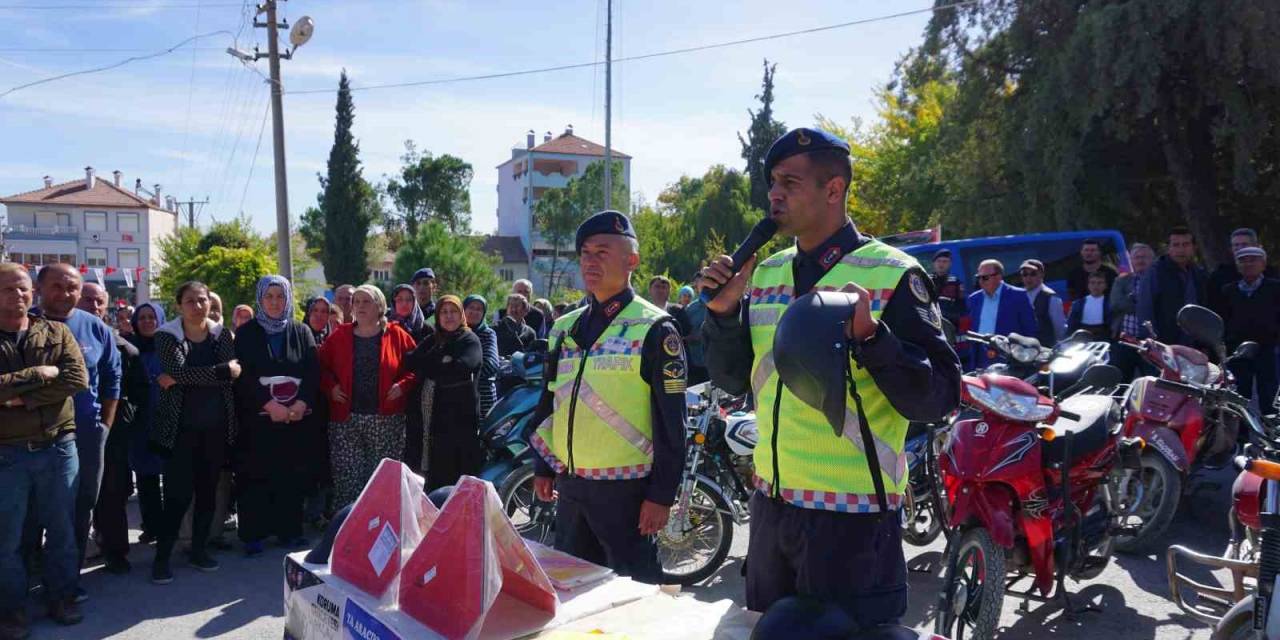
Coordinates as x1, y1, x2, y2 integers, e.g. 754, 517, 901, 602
976, 273, 1000, 282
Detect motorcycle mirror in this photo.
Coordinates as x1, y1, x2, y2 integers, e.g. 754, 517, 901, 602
1176, 304, 1224, 346
1232, 341, 1261, 362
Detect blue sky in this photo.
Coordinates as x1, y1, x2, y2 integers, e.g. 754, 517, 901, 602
0, 0, 934, 237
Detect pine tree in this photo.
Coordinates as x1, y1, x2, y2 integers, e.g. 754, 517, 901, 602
315, 71, 379, 285
738, 59, 787, 214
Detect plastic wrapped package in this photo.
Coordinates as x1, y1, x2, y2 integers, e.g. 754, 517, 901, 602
400, 476, 558, 639
329, 458, 439, 605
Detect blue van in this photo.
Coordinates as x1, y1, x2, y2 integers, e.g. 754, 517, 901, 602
899, 229, 1132, 296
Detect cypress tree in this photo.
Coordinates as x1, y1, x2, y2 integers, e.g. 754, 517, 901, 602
318, 71, 378, 285
738, 59, 787, 215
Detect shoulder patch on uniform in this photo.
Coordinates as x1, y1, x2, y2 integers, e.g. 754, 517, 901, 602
909, 272, 932, 304
662, 332, 683, 357
917, 304, 943, 329
662, 360, 686, 380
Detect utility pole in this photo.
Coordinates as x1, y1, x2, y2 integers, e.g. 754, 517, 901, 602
603, 0, 613, 211
174, 196, 209, 228
259, 0, 293, 281
233, 3, 312, 280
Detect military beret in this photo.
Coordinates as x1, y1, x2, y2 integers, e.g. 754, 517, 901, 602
762, 128, 850, 184
575, 210, 637, 253
933, 248, 952, 261
411, 267, 436, 282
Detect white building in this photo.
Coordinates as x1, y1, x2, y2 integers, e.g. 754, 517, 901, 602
1, 167, 179, 303
494, 126, 631, 295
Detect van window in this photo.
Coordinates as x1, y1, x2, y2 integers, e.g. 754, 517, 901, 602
904, 234, 1125, 293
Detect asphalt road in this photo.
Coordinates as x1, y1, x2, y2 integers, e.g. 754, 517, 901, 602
22, 468, 1241, 639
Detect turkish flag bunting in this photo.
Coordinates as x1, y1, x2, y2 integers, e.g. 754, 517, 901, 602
105, 267, 117, 275
78, 264, 88, 274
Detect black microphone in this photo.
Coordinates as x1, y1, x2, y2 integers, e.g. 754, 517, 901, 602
700, 218, 779, 303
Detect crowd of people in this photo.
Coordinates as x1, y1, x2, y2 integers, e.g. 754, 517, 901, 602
928, 226, 1280, 405
0, 261, 611, 639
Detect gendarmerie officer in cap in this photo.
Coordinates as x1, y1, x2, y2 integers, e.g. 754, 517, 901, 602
701, 128, 961, 625
929, 248, 965, 330
530, 210, 687, 584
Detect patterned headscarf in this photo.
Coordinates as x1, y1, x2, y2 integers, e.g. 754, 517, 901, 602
254, 275, 293, 335
386, 283, 426, 335
301, 296, 332, 345
434, 294, 469, 341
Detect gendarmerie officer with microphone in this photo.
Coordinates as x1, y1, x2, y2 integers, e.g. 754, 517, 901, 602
701, 128, 961, 626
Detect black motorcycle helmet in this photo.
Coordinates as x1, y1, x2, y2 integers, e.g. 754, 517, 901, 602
772, 290, 858, 436
751, 596, 856, 639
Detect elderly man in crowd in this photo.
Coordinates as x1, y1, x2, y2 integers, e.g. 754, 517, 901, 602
0, 263, 90, 635
966, 259, 1037, 368
1220, 246, 1280, 405
334, 284, 356, 322
1110, 242, 1156, 378
1208, 228, 1278, 315
496, 293, 538, 358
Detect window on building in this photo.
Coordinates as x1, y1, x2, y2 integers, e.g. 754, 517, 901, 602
117, 248, 140, 270
85, 211, 107, 232
57, 213, 71, 229
499, 268, 515, 281
8, 253, 25, 264
117, 212, 139, 233
41, 254, 59, 266
85, 248, 107, 268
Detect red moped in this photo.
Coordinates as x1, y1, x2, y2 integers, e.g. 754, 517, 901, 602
934, 364, 1142, 640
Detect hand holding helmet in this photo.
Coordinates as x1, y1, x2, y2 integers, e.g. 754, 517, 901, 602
839, 280, 880, 341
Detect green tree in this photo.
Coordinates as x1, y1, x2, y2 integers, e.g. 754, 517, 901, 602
385, 140, 474, 236
533, 160, 629, 298
155, 226, 276, 309
738, 59, 787, 214
392, 221, 505, 305
917, 0, 1280, 265
307, 71, 381, 285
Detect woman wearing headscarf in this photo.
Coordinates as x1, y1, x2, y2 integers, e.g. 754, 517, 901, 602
302, 296, 334, 346
126, 302, 167, 544
233, 276, 320, 554
318, 285, 419, 508
463, 295, 499, 419
387, 283, 430, 344
151, 281, 239, 584
406, 295, 483, 490
299, 295, 334, 526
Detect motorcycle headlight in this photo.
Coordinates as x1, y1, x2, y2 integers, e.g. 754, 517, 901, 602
965, 382, 1055, 422
491, 417, 518, 441
1175, 355, 1210, 384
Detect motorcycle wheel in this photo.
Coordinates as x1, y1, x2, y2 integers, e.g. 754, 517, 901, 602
498, 461, 555, 546
1211, 595, 1255, 640
937, 527, 1006, 640
657, 477, 734, 586
902, 484, 943, 546
1115, 453, 1182, 554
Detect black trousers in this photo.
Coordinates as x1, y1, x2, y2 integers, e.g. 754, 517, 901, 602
554, 475, 661, 585
157, 427, 224, 559
136, 474, 163, 538
236, 427, 304, 543
93, 424, 133, 560
426, 424, 481, 492
746, 492, 907, 628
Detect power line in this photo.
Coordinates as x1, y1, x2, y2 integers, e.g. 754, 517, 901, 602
0, 2, 240, 9
240, 98, 271, 215
0, 47, 223, 53
0, 29, 232, 99
286, 1, 977, 96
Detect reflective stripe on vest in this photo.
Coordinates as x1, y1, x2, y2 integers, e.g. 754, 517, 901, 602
748, 240, 917, 513
533, 297, 666, 480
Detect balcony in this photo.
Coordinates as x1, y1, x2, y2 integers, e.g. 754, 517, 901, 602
2, 224, 78, 239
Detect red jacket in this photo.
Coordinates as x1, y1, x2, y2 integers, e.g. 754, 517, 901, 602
318, 321, 418, 422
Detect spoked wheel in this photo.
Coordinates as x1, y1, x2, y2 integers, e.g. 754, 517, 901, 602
1114, 453, 1182, 553
498, 461, 555, 545
937, 527, 1006, 640
657, 478, 734, 586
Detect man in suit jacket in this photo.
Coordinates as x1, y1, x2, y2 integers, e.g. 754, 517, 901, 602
966, 259, 1038, 369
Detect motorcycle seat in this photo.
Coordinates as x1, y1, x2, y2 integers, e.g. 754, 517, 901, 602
1040, 394, 1115, 465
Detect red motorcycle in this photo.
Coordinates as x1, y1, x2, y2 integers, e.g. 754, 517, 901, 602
935, 364, 1142, 640
1114, 305, 1254, 552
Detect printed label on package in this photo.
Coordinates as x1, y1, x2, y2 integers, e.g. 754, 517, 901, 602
367, 522, 399, 577
342, 599, 401, 640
